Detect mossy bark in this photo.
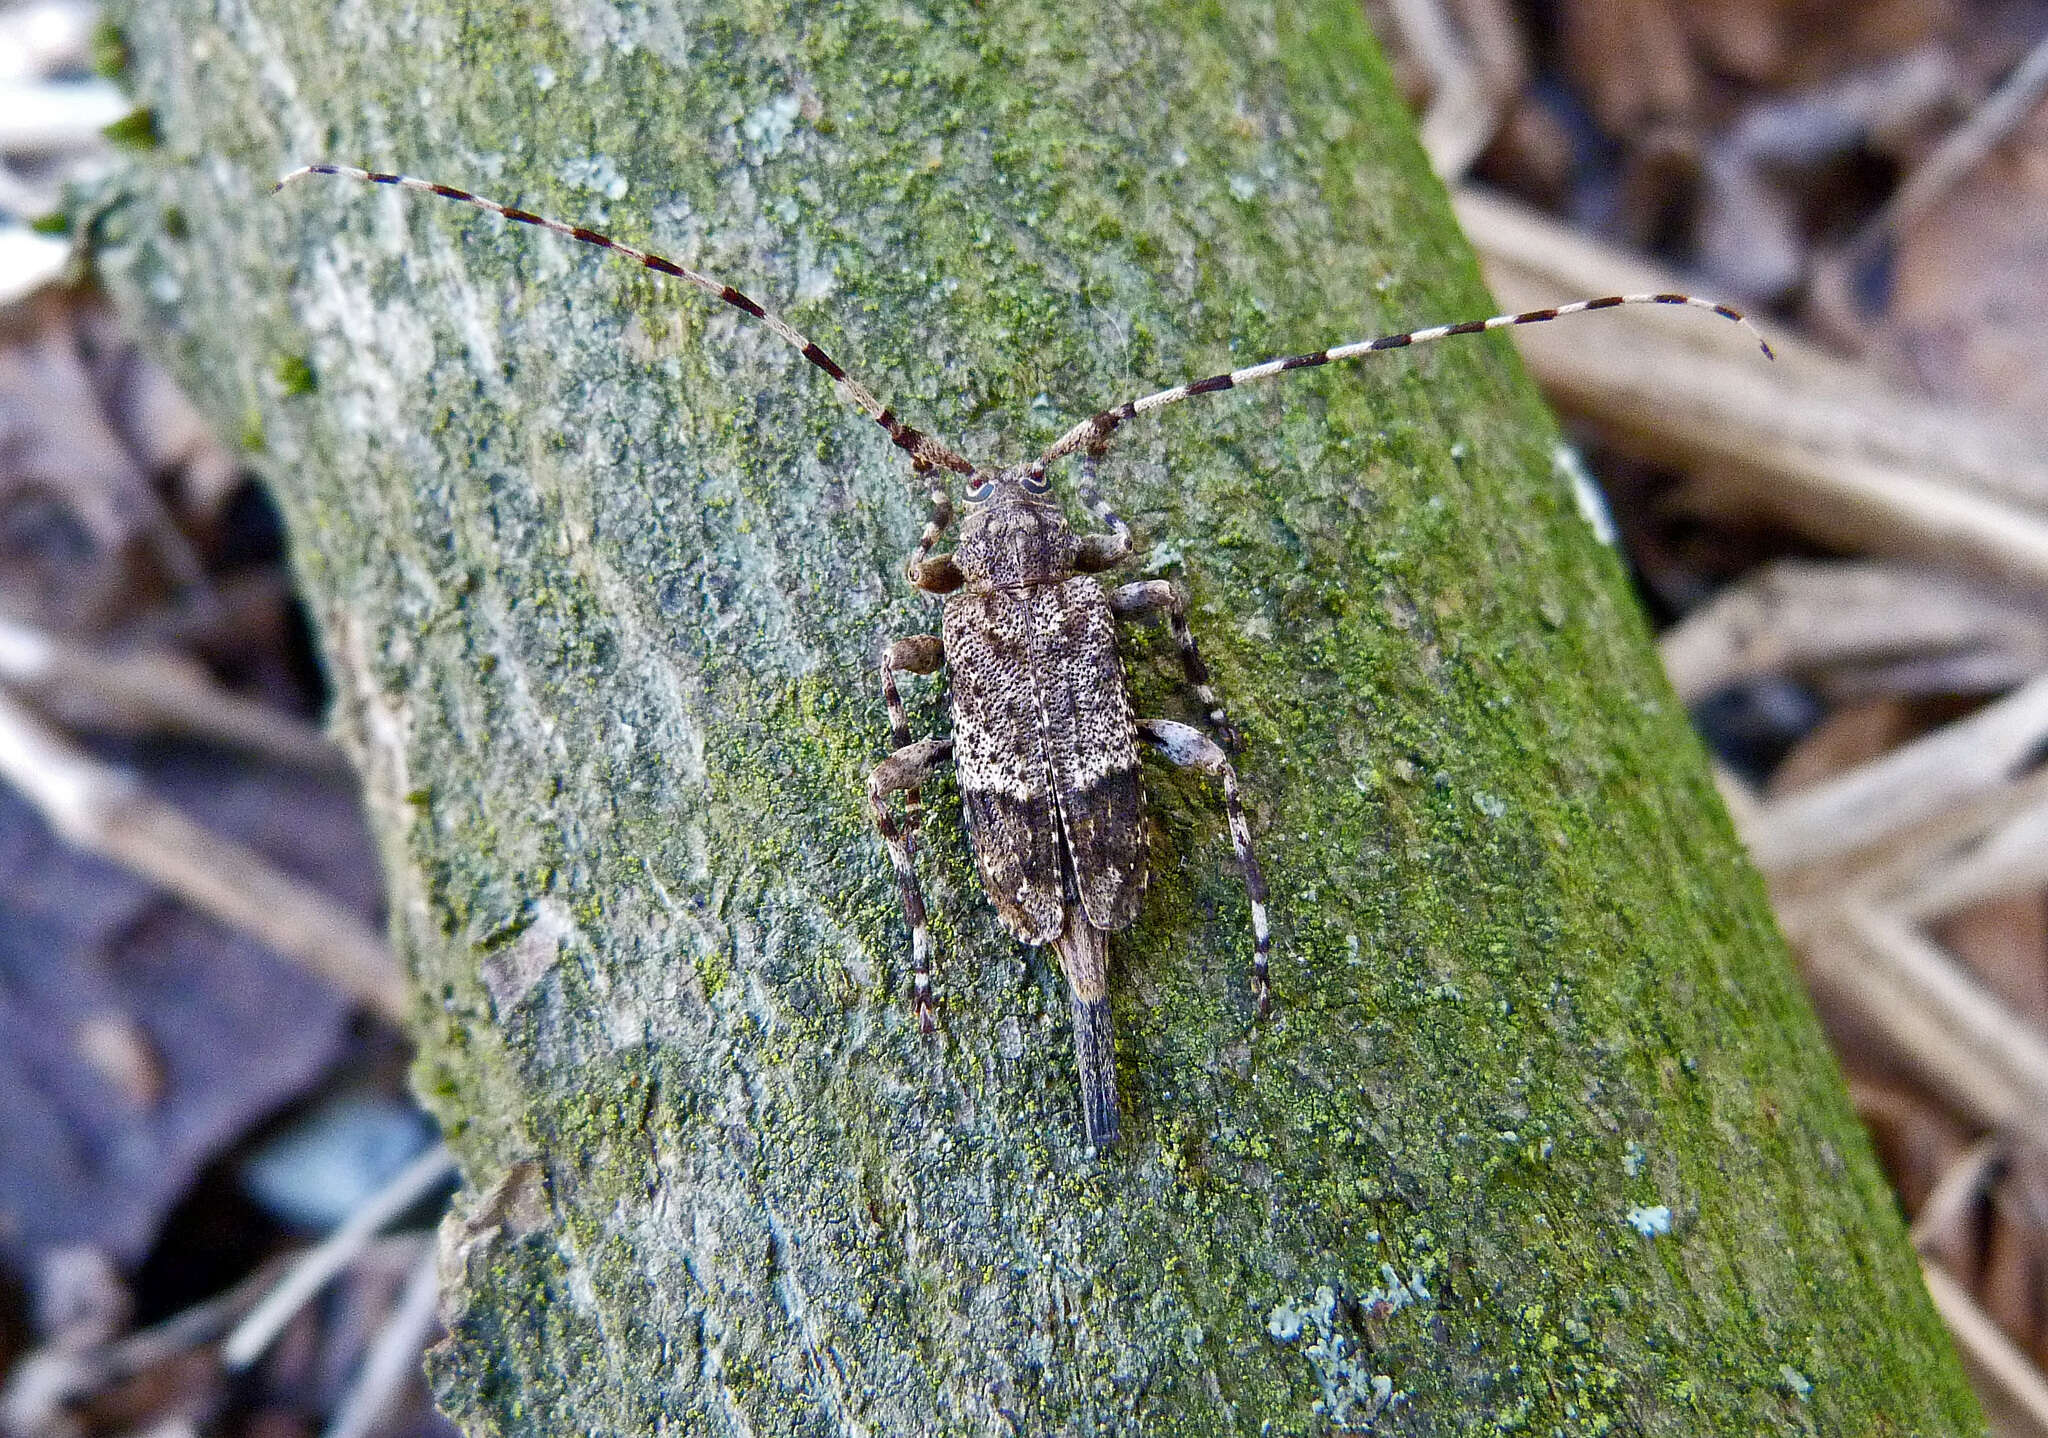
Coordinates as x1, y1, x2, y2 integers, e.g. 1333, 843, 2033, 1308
96, 0, 1981, 1432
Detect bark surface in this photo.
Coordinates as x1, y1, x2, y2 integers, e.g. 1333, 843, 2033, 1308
96, 0, 1981, 1431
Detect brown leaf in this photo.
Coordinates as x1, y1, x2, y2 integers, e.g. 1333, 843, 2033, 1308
1930, 894, 2048, 1028
0, 755, 376, 1275
1556, 0, 1698, 135
1886, 149, 2048, 418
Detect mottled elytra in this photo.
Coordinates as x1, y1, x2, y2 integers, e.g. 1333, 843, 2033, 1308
275, 162, 1772, 1148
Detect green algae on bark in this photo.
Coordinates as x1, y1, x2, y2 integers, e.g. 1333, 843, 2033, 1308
96, 0, 1981, 1431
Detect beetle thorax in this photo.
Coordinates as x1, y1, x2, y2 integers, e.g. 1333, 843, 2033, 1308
953, 483, 1075, 590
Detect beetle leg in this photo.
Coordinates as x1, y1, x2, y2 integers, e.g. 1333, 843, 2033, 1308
880, 635, 946, 836
1137, 718, 1271, 1016
1111, 581, 1240, 749
868, 735, 955, 1031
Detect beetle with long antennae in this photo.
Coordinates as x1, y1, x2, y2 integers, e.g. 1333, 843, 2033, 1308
275, 162, 1772, 1148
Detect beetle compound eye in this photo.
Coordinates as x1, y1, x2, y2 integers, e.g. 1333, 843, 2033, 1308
965, 477, 995, 502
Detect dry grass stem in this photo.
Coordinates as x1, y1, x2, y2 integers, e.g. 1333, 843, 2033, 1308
221, 1145, 454, 1372
1789, 905, 2048, 1150
0, 618, 347, 771
1844, 31, 2048, 265
1911, 1137, 2006, 1253
1452, 189, 2048, 588
1920, 1262, 2048, 1437
1658, 560, 2048, 705
1763, 767, 2048, 916
0, 685, 404, 1020
1891, 788, 2048, 923
319, 1241, 439, 1438
1384, 0, 1501, 178
1708, 761, 1764, 830
1738, 673, 2048, 874
0, 1257, 287, 1438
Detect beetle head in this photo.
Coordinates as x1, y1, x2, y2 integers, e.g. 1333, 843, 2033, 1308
951, 464, 1072, 587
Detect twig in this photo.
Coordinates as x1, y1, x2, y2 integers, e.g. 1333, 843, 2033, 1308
1910, 1137, 2004, 1254
321, 1240, 440, 1438
1844, 30, 2048, 263
1920, 1262, 2048, 1436
0, 618, 347, 771
222, 1144, 455, 1371
0, 1256, 287, 1437
1788, 905, 2048, 1151
1739, 672, 2048, 874
1657, 560, 2048, 705
0, 685, 404, 1020
1451, 188, 2048, 590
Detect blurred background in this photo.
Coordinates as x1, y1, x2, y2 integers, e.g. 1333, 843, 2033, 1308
1, 0, 2046, 1432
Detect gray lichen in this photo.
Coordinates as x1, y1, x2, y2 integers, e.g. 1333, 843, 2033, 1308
1267, 1279, 1416, 1430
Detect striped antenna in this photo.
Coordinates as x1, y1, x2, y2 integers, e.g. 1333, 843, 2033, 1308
1038, 293, 1774, 468
273, 164, 978, 477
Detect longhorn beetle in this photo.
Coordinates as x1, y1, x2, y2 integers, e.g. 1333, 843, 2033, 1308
275, 162, 1772, 1148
